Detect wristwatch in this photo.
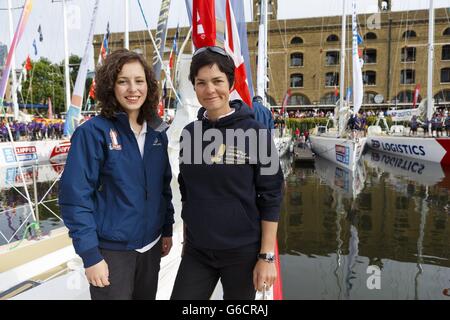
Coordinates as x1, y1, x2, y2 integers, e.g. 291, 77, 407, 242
258, 252, 276, 263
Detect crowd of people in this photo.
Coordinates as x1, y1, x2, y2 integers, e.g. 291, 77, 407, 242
0, 119, 65, 142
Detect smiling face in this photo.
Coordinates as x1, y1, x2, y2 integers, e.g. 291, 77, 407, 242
114, 60, 148, 117
194, 63, 231, 120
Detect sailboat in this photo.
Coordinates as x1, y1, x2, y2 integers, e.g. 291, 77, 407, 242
366, 0, 450, 166
308, 0, 367, 172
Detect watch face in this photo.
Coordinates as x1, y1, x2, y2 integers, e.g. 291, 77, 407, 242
259, 253, 276, 262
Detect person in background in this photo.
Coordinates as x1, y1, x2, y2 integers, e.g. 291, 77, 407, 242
252, 95, 274, 132
59, 49, 174, 300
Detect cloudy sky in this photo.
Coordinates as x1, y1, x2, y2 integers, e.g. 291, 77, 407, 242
0, 0, 449, 67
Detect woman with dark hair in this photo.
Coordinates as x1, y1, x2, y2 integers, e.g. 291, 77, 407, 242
59, 49, 174, 300
170, 46, 284, 300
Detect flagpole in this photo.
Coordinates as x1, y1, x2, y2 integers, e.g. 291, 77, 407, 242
124, 0, 129, 49
7, 0, 20, 120
62, 0, 71, 112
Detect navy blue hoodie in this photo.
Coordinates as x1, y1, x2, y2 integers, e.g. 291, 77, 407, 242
178, 100, 284, 250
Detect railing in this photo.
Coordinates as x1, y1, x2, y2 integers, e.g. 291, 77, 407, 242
0, 162, 65, 246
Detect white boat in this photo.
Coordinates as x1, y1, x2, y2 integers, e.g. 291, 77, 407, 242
0, 140, 70, 167
366, 0, 450, 167
309, 0, 366, 171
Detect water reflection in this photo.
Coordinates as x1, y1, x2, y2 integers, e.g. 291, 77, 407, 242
279, 153, 450, 299
0, 162, 63, 245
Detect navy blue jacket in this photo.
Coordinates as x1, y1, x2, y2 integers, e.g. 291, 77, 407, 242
59, 113, 174, 268
178, 100, 283, 250
252, 101, 274, 130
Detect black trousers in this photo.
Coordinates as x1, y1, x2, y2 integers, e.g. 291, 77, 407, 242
89, 239, 162, 300
170, 243, 258, 300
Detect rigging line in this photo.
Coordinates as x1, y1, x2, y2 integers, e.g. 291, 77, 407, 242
136, 0, 182, 108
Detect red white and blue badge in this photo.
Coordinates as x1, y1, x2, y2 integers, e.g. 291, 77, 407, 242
109, 129, 122, 150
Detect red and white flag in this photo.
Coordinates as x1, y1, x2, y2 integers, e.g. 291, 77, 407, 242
192, 0, 216, 48
224, 0, 252, 108
280, 89, 292, 116
412, 83, 420, 108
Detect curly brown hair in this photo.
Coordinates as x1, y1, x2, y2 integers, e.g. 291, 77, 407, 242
96, 49, 159, 125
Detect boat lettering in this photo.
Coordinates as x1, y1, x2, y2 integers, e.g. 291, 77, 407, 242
372, 140, 425, 156
380, 154, 425, 174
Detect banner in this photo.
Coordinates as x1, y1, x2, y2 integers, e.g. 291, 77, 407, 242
152, 0, 171, 80
192, 0, 216, 48
386, 108, 421, 122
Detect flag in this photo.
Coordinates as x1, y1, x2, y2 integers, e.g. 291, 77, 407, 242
224, 0, 252, 107
89, 79, 96, 100
32, 39, 37, 56
97, 22, 110, 66
47, 97, 53, 119
346, 87, 352, 101
357, 33, 363, 45
192, 0, 216, 48
38, 24, 43, 41
168, 25, 179, 70
281, 89, 292, 115
334, 86, 339, 97
413, 83, 421, 108
25, 55, 32, 72
157, 99, 165, 117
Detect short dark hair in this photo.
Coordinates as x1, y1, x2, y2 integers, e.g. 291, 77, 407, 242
96, 49, 159, 125
189, 47, 235, 87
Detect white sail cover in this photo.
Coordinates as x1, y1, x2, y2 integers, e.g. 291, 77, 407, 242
351, 0, 363, 115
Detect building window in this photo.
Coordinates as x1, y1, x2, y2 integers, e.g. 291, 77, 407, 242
434, 89, 450, 103
325, 51, 339, 65
290, 52, 303, 66
402, 30, 417, 39
363, 92, 378, 104
441, 68, 450, 83
363, 71, 376, 85
442, 45, 450, 60
443, 28, 450, 36
288, 94, 310, 105
291, 37, 303, 45
325, 72, 339, 86
401, 47, 416, 62
320, 92, 338, 105
326, 34, 339, 42
364, 32, 377, 40
363, 49, 377, 63
400, 69, 415, 84
290, 74, 303, 87
396, 90, 415, 103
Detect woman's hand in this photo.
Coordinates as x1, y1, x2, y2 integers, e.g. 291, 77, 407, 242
253, 259, 277, 292
85, 259, 110, 287
161, 237, 173, 257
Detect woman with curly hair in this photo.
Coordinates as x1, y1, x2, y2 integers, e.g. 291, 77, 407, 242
59, 49, 174, 300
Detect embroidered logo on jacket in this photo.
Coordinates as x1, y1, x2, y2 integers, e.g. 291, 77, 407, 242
109, 129, 122, 150
153, 137, 162, 146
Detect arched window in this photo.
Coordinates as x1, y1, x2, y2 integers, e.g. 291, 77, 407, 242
320, 92, 338, 105
395, 90, 419, 103
290, 36, 303, 45
363, 91, 379, 104
442, 45, 450, 60
364, 32, 377, 40
363, 49, 377, 64
402, 30, 417, 39
400, 69, 415, 84
290, 52, 303, 66
401, 47, 416, 62
441, 68, 450, 83
290, 74, 303, 88
443, 28, 450, 36
325, 51, 339, 65
363, 71, 376, 85
288, 94, 310, 105
434, 89, 450, 103
326, 34, 339, 42
266, 95, 277, 106
325, 72, 339, 87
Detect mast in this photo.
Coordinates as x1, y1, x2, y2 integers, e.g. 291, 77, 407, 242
124, 0, 129, 49
339, 0, 346, 112
62, 0, 71, 111
7, 0, 19, 120
256, 0, 268, 105
426, 0, 434, 135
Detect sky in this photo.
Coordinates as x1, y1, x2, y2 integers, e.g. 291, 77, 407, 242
0, 0, 450, 69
